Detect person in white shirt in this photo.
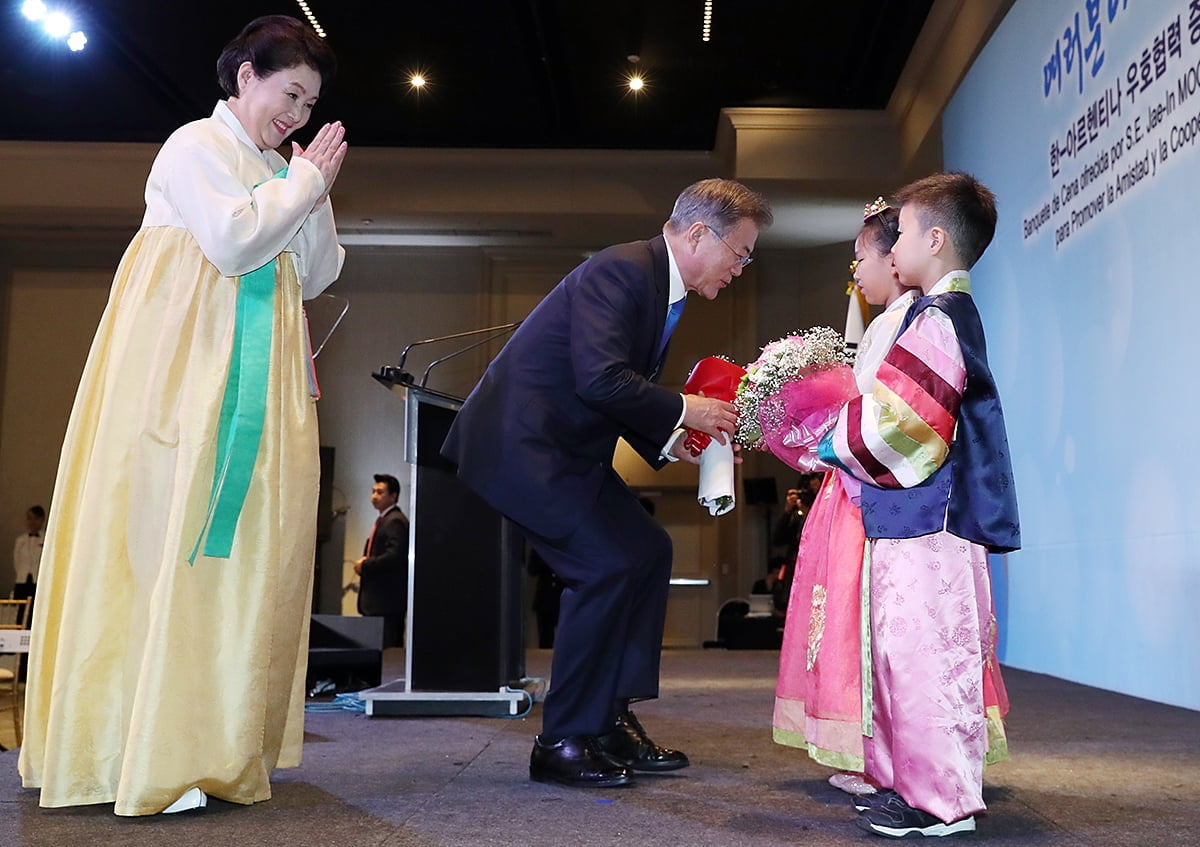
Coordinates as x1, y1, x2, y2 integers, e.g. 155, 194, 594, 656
12, 504, 45, 594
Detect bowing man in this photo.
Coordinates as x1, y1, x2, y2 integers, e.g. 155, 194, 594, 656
442, 179, 773, 788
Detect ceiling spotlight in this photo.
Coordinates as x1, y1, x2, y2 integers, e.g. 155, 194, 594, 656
410, 74, 426, 88
21, 0, 47, 21
294, 0, 327, 38
628, 75, 645, 92
20, 1, 86, 50
43, 10, 71, 38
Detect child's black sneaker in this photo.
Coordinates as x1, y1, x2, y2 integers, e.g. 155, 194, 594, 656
856, 793, 975, 838
851, 787, 903, 812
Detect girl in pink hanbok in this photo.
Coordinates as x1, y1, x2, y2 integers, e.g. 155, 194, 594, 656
772, 199, 916, 790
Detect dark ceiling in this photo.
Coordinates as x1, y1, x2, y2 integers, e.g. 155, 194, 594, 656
0, 1, 932, 151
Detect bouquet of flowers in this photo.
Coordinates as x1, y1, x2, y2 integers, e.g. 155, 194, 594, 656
681, 356, 746, 516
735, 326, 856, 473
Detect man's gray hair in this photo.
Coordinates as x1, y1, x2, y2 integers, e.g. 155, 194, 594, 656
666, 178, 773, 235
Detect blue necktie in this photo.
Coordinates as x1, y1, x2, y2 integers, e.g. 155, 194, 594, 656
657, 298, 686, 360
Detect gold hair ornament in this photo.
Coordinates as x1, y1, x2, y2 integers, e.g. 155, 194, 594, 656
862, 196, 890, 221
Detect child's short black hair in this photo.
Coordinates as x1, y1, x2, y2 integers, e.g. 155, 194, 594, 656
893, 172, 997, 269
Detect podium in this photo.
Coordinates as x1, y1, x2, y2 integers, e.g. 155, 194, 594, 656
358, 382, 527, 716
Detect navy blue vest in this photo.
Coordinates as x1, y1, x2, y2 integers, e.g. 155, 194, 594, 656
859, 291, 1020, 553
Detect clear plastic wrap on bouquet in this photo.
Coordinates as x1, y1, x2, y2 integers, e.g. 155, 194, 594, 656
757, 363, 857, 472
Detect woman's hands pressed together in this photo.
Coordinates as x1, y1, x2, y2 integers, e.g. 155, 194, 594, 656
293, 121, 347, 211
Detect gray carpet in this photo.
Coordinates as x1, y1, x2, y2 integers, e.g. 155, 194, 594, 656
1, 648, 1197, 846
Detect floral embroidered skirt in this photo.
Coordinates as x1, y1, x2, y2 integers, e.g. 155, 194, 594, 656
863, 532, 1010, 822
773, 471, 869, 769
773, 471, 1010, 791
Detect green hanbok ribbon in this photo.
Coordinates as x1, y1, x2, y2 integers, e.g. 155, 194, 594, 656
190, 167, 287, 562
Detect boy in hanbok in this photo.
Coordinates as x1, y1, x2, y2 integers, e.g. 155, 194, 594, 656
20, 16, 346, 816
820, 173, 1019, 838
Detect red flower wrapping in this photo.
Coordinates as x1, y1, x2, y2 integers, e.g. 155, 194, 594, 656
682, 356, 746, 456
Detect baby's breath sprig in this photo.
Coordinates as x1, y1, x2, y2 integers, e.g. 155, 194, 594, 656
734, 326, 849, 449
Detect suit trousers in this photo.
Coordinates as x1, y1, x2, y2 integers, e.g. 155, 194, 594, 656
525, 470, 672, 739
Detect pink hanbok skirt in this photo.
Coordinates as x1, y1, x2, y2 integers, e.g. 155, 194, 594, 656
863, 532, 1010, 822
773, 474, 1010, 796
773, 471, 868, 769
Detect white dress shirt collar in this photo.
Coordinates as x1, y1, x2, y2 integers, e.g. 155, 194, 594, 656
662, 236, 686, 303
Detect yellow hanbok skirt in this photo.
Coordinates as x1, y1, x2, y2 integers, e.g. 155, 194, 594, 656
18, 226, 319, 816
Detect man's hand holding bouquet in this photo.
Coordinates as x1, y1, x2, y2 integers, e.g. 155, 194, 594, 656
679, 356, 746, 515
680, 326, 855, 515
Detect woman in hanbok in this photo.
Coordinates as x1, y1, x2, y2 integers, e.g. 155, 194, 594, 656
772, 200, 917, 792
19, 15, 346, 816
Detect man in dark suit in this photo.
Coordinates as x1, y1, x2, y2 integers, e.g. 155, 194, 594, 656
354, 473, 410, 648
442, 179, 773, 788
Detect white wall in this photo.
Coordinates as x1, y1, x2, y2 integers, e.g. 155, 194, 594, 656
0, 263, 112, 591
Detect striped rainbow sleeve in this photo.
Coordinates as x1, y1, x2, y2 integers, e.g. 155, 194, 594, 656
819, 307, 966, 488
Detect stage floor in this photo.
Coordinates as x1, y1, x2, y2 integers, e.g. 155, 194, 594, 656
3, 647, 1197, 846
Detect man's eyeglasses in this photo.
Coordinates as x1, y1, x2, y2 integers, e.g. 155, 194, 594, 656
705, 224, 753, 267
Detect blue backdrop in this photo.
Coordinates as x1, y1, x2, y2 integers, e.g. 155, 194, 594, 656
945, 0, 1200, 709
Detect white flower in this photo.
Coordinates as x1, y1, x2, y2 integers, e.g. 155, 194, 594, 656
735, 326, 849, 449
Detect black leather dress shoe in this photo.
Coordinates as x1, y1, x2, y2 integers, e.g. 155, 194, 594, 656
595, 710, 690, 772
529, 735, 633, 788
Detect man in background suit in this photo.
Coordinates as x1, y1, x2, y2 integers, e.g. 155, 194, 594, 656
442, 179, 773, 788
354, 474, 409, 648
771, 487, 806, 571
12, 505, 45, 612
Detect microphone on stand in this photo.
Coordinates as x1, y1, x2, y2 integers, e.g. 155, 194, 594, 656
373, 321, 521, 389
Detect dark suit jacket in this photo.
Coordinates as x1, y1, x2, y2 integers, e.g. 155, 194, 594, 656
442, 235, 685, 539
357, 506, 410, 617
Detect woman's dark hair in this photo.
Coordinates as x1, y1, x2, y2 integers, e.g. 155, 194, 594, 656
860, 206, 900, 256
216, 15, 336, 98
